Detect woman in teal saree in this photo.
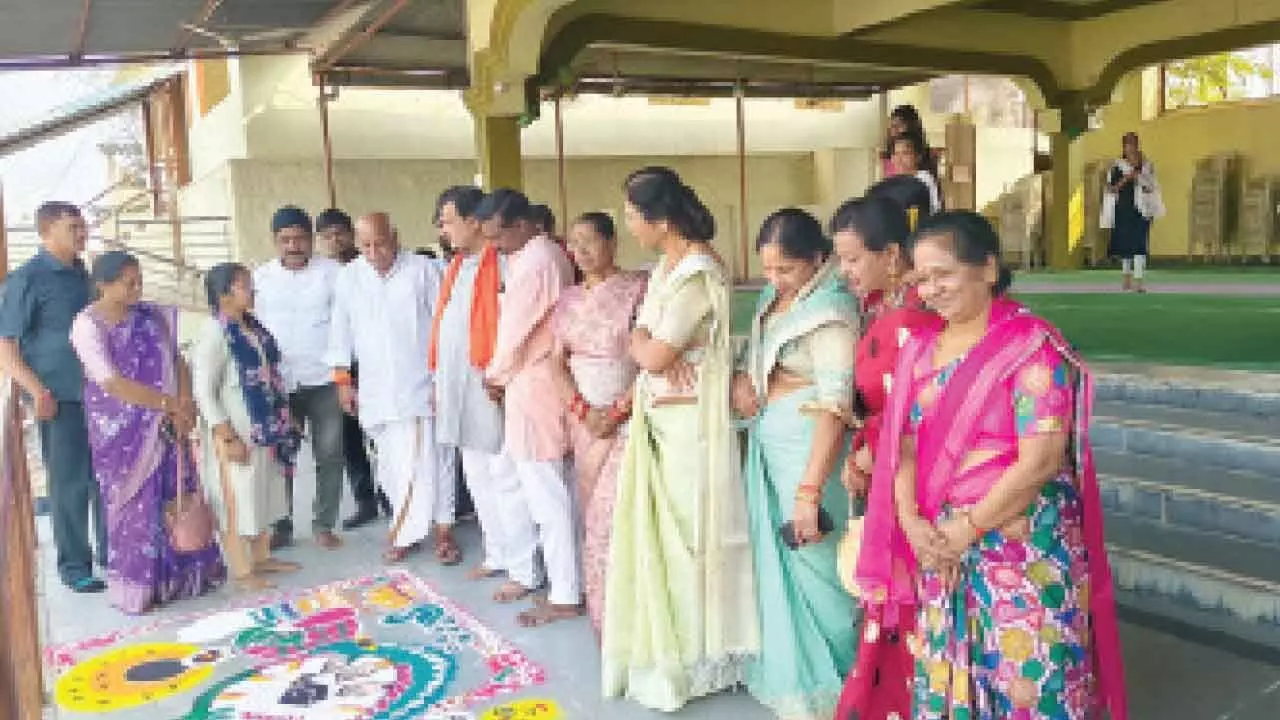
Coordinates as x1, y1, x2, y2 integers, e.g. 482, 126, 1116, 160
735, 209, 861, 719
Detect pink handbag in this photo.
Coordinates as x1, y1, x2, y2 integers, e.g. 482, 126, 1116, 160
164, 435, 215, 553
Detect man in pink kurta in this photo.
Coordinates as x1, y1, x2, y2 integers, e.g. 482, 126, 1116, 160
479, 189, 580, 626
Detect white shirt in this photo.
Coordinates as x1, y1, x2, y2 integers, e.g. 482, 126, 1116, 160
253, 256, 341, 391
327, 251, 442, 429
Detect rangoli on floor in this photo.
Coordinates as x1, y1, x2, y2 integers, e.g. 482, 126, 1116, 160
45, 571, 545, 719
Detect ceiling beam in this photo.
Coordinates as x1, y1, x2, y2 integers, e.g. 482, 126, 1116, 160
975, 0, 1163, 20
172, 0, 227, 52
314, 0, 413, 71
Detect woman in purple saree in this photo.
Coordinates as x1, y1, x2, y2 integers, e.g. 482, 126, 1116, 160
852, 213, 1127, 719
70, 252, 225, 614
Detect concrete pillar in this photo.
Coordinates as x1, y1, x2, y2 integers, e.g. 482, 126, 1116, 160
474, 114, 523, 191
1042, 102, 1088, 270
1045, 130, 1076, 269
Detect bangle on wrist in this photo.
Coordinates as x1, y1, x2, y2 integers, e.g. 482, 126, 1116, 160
568, 393, 589, 421
960, 509, 985, 539
795, 484, 823, 504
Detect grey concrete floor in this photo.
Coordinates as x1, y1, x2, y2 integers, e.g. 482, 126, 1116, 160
35, 441, 1280, 719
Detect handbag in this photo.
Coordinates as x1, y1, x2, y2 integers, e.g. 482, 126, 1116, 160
838, 491, 865, 597
164, 424, 216, 553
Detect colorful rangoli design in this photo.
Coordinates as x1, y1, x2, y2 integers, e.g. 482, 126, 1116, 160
45, 572, 545, 719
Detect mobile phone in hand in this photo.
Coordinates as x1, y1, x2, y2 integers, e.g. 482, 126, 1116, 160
779, 507, 836, 550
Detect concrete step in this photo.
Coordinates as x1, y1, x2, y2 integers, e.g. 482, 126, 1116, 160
1104, 495, 1280, 649
1092, 401, 1280, 476
1096, 368, 1280, 417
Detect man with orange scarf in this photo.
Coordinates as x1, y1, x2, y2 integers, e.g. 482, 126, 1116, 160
429, 186, 518, 581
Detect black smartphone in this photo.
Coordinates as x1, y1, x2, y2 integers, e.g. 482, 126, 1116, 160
779, 507, 836, 550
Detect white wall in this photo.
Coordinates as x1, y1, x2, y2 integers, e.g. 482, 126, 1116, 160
226, 153, 818, 277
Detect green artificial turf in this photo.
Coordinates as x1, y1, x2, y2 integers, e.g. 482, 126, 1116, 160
731, 290, 1280, 371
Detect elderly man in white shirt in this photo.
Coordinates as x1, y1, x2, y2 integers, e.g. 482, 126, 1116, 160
253, 206, 346, 550
328, 212, 459, 565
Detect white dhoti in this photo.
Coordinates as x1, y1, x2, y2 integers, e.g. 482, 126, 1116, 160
370, 417, 455, 549
460, 448, 522, 572
503, 456, 581, 606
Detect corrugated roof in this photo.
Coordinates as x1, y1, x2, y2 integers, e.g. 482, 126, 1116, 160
0, 70, 179, 159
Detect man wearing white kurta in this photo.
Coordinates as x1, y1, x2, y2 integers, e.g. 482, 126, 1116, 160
430, 186, 520, 581
328, 212, 459, 564
253, 206, 346, 550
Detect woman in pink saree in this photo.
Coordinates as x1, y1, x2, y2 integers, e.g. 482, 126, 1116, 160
851, 211, 1127, 719
552, 212, 647, 634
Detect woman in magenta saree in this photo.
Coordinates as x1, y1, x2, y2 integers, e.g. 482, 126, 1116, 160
552, 212, 647, 634
851, 212, 1127, 720
70, 252, 226, 614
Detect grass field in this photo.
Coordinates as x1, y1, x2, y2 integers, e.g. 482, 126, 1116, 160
731, 291, 1280, 371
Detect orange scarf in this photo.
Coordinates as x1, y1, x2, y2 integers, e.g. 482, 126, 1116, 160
427, 243, 501, 371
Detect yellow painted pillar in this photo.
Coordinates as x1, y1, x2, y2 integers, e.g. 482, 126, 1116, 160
474, 113, 524, 191
1042, 103, 1087, 270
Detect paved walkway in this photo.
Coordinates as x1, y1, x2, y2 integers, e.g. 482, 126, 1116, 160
1015, 281, 1280, 295
28, 436, 1280, 720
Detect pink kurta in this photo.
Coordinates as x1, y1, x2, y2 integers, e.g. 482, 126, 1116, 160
486, 235, 575, 461
551, 270, 647, 633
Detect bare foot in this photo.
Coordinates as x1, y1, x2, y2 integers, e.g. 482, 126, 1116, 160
233, 575, 276, 592
493, 581, 537, 604
516, 602, 585, 627
256, 558, 301, 574
466, 565, 504, 581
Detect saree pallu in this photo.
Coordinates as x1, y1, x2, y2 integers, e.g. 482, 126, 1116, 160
913, 475, 1093, 720
851, 297, 1126, 720
601, 255, 758, 712
82, 304, 225, 614
743, 387, 856, 719
572, 356, 636, 634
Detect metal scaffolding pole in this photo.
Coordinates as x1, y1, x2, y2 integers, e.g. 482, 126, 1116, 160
736, 81, 749, 283
554, 95, 568, 234
318, 78, 338, 208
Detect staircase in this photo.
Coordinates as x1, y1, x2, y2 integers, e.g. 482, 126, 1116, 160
5, 193, 233, 311
1095, 369, 1280, 648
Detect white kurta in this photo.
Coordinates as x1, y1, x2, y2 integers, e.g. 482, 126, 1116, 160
434, 253, 506, 453
327, 252, 452, 547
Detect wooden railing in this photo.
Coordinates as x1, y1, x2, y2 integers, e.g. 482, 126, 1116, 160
0, 378, 42, 720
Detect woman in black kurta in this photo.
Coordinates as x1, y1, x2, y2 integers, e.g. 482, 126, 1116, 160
1107, 132, 1154, 292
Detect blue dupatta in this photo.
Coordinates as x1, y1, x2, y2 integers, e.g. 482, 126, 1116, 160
217, 312, 300, 469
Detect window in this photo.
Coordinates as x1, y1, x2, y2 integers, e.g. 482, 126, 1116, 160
1160, 45, 1279, 111
927, 76, 1031, 128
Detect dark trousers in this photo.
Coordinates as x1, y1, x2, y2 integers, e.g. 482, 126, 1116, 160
38, 401, 107, 585
279, 384, 346, 534
343, 412, 383, 514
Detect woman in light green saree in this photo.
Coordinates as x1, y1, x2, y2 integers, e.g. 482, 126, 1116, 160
602, 167, 759, 712
735, 209, 860, 719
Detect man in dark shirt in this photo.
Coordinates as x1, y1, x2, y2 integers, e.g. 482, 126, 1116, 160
315, 208, 389, 530
0, 202, 107, 592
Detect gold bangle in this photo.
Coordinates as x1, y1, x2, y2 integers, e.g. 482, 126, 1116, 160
795, 484, 823, 504
960, 509, 984, 539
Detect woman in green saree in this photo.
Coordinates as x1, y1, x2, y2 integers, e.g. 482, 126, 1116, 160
735, 209, 860, 719
602, 167, 759, 712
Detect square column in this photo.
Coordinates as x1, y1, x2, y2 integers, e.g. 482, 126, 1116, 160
474, 114, 524, 191
1041, 104, 1087, 270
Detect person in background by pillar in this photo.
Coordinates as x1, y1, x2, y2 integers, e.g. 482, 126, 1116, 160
329, 213, 459, 565
431, 186, 511, 578
0, 201, 108, 593
254, 207, 346, 550
316, 208, 390, 527
1107, 132, 1158, 293
480, 189, 581, 626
